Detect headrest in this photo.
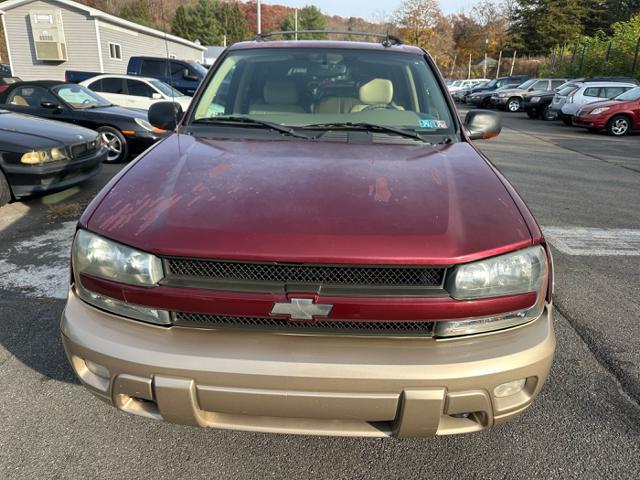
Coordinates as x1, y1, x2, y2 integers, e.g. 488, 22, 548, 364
264, 80, 299, 105
359, 79, 393, 105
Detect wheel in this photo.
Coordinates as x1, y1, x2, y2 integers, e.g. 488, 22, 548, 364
527, 110, 539, 119
97, 126, 128, 163
606, 115, 631, 136
507, 97, 521, 112
542, 106, 557, 121
0, 169, 11, 207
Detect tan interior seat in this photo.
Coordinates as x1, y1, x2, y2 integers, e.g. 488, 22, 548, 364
11, 95, 29, 106
351, 79, 399, 113
314, 96, 359, 114
249, 80, 304, 114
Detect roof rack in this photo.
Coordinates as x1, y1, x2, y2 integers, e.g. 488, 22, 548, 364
254, 31, 404, 47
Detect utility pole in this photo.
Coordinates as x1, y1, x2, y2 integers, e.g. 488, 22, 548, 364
510, 50, 517, 76
295, 8, 298, 40
483, 36, 489, 79
257, 0, 262, 34
496, 50, 502, 79
632, 37, 640, 75
449, 54, 457, 78
468, 53, 472, 79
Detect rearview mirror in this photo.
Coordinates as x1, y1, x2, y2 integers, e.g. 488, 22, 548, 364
464, 110, 502, 140
148, 101, 183, 131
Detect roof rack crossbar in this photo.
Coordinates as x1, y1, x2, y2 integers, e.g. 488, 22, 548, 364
254, 30, 404, 47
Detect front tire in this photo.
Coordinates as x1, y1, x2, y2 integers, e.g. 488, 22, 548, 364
0, 169, 11, 207
507, 98, 521, 112
606, 115, 631, 136
542, 106, 557, 121
97, 126, 128, 163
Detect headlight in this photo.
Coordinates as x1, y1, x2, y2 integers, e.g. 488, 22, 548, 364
135, 118, 165, 132
498, 93, 509, 98
447, 246, 548, 300
590, 107, 609, 115
436, 246, 549, 338
21, 146, 69, 164
72, 229, 169, 324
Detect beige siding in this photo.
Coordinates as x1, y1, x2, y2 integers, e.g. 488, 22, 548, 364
3, 0, 100, 80
99, 20, 203, 74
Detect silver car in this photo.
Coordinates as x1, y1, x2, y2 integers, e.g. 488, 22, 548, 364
490, 78, 569, 112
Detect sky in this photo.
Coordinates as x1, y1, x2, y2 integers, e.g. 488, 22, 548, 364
265, 1, 477, 19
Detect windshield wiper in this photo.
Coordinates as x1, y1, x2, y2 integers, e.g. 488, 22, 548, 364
301, 122, 429, 143
193, 116, 312, 140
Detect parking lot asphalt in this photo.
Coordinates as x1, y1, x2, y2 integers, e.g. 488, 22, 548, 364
1, 110, 639, 479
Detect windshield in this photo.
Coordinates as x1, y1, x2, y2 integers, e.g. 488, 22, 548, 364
54, 84, 111, 109
150, 79, 184, 98
189, 62, 208, 77
191, 48, 456, 138
517, 79, 536, 89
615, 86, 640, 101
557, 86, 578, 96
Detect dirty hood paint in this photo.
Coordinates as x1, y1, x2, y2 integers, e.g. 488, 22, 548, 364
86, 134, 532, 265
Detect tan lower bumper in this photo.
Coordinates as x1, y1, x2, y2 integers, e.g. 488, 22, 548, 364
61, 290, 555, 438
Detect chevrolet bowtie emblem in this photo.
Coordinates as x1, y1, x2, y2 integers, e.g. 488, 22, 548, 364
270, 298, 333, 321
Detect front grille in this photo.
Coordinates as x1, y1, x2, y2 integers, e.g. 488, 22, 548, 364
174, 312, 434, 336
70, 140, 98, 159
166, 259, 445, 288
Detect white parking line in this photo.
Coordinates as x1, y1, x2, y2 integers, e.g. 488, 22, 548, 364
543, 227, 640, 256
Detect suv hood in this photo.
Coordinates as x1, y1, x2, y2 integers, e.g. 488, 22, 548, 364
86, 135, 532, 265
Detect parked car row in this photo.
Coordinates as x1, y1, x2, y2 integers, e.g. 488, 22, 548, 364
452, 74, 640, 136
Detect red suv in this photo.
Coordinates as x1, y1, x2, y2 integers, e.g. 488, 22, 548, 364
61, 34, 555, 438
573, 86, 640, 136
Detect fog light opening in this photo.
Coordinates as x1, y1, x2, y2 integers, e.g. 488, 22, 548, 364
85, 359, 111, 379
494, 379, 526, 398
450, 412, 471, 419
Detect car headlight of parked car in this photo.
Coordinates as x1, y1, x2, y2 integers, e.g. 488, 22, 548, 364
20, 146, 70, 164
72, 229, 170, 324
134, 117, 165, 133
436, 246, 549, 337
590, 107, 610, 115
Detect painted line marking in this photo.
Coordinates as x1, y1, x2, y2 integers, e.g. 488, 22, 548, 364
543, 227, 640, 256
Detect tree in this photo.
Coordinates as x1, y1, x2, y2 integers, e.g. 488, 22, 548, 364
171, 5, 195, 41
279, 5, 327, 39
170, 0, 250, 45
216, 2, 251, 44
119, 0, 157, 29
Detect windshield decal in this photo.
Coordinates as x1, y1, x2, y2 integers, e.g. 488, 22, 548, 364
420, 119, 448, 129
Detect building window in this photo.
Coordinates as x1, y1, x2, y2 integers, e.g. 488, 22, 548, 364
109, 42, 122, 60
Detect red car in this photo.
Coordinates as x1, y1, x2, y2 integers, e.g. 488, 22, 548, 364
573, 86, 640, 136
61, 34, 555, 438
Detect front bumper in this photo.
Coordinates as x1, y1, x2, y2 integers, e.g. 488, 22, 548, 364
573, 116, 607, 129
490, 97, 508, 107
125, 132, 166, 156
467, 96, 487, 106
61, 290, 555, 438
4, 147, 106, 197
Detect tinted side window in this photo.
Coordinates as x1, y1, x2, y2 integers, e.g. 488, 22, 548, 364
170, 61, 186, 77
8, 86, 56, 107
604, 86, 628, 98
140, 60, 166, 77
583, 87, 601, 97
97, 77, 125, 94
532, 80, 549, 90
127, 79, 155, 98
551, 80, 565, 89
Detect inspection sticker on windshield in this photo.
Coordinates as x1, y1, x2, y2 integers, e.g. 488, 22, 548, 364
419, 119, 448, 129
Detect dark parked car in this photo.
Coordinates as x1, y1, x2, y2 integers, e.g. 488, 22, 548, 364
127, 56, 208, 96
465, 75, 531, 100
0, 76, 20, 93
490, 78, 569, 112
0, 81, 167, 163
573, 86, 640, 136
62, 35, 555, 438
0, 110, 106, 206
467, 83, 522, 108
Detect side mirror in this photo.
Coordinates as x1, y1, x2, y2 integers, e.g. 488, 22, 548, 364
464, 110, 502, 140
148, 101, 183, 131
151, 92, 163, 100
183, 69, 198, 81
41, 101, 60, 110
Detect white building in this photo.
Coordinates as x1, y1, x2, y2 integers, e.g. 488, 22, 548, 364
0, 0, 206, 80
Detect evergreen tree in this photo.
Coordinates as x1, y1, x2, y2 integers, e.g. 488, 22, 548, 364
216, 2, 251, 44
119, 0, 156, 29
280, 6, 327, 39
171, 5, 196, 41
